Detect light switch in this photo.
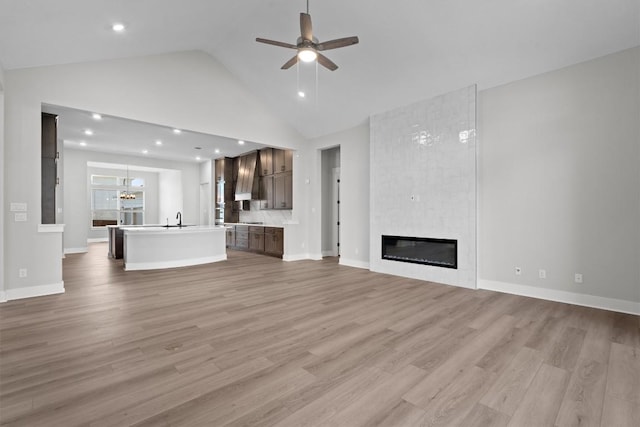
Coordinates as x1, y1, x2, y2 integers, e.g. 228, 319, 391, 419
10, 202, 27, 212
15, 213, 27, 222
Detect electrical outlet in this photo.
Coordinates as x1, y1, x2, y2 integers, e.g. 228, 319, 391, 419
539, 269, 546, 279
515, 267, 522, 275
19, 268, 27, 278
575, 273, 583, 284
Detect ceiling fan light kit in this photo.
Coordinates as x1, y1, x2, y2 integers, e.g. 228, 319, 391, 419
256, 1, 359, 71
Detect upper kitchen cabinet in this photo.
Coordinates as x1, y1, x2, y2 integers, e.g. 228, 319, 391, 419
274, 172, 292, 209
41, 112, 58, 224
257, 148, 293, 210
259, 148, 273, 176
273, 149, 293, 174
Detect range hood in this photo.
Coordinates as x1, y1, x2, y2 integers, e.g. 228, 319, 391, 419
235, 151, 258, 201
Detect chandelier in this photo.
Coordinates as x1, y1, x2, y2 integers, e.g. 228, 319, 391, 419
119, 166, 136, 200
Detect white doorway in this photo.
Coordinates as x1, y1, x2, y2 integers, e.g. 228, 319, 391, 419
321, 146, 340, 257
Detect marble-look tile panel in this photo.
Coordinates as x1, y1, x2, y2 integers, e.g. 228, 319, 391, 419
370, 85, 477, 288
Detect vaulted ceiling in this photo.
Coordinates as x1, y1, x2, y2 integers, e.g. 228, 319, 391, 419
1, 0, 638, 140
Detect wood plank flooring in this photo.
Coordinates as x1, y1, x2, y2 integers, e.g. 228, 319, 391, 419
1, 243, 638, 426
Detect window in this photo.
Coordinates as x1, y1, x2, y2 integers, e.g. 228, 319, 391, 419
90, 174, 145, 227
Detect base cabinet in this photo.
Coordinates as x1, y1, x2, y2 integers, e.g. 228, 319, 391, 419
226, 225, 283, 258
264, 227, 284, 256
235, 225, 249, 249
249, 226, 265, 251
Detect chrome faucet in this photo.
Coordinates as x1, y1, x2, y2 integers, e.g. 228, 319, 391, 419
176, 211, 182, 227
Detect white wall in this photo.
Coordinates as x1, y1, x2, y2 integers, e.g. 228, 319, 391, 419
0, 64, 5, 300
158, 169, 184, 226
3, 50, 302, 295
478, 47, 640, 311
306, 123, 370, 268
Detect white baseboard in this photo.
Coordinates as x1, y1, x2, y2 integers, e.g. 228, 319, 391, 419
2, 282, 65, 302
339, 258, 370, 270
479, 279, 640, 316
64, 247, 89, 254
124, 255, 227, 271
0, 291, 6, 303
87, 238, 108, 243
283, 253, 310, 262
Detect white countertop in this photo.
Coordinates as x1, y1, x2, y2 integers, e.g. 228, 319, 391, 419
122, 225, 226, 234
224, 223, 285, 228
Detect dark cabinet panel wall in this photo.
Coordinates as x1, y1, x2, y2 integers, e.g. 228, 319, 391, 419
41, 113, 58, 224
215, 157, 239, 224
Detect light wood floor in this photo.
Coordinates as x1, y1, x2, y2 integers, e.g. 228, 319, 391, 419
1, 243, 638, 426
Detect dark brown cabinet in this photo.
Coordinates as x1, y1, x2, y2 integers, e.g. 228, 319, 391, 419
274, 172, 293, 209
41, 113, 58, 224
259, 148, 273, 176
235, 225, 249, 249
264, 227, 284, 256
249, 226, 265, 251
226, 225, 283, 258
273, 149, 293, 174
260, 175, 274, 210
108, 227, 124, 259
225, 226, 235, 247
258, 148, 293, 210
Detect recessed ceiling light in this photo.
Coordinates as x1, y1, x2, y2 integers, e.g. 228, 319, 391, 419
214, 149, 220, 154
155, 140, 162, 146
92, 113, 102, 120
173, 129, 182, 134
84, 129, 93, 136
79, 141, 87, 147
238, 140, 245, 145
112, 23, 125, 32
298, 91, 306, 98
142, 150, 148, 154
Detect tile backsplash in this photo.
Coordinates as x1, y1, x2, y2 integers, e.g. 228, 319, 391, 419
238, 201, 292, 225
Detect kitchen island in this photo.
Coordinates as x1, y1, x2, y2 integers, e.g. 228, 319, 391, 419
119, 225, 227, 271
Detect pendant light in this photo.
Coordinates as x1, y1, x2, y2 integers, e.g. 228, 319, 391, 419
119, 166, 136, 200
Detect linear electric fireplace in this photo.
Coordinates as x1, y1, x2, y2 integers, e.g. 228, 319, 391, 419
382, 235, 457, 269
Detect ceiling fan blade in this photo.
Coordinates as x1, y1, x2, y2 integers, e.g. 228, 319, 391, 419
300, 13, 313, 41
281, 55, 299, 70
316, 36, 359, 51
256, 38, 297, 49
316, 53, 338, 71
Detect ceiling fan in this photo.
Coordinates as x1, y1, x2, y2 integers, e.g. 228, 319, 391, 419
256, 0, 359, 71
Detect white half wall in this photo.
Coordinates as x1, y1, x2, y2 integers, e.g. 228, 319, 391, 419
478, 46, 640, 305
